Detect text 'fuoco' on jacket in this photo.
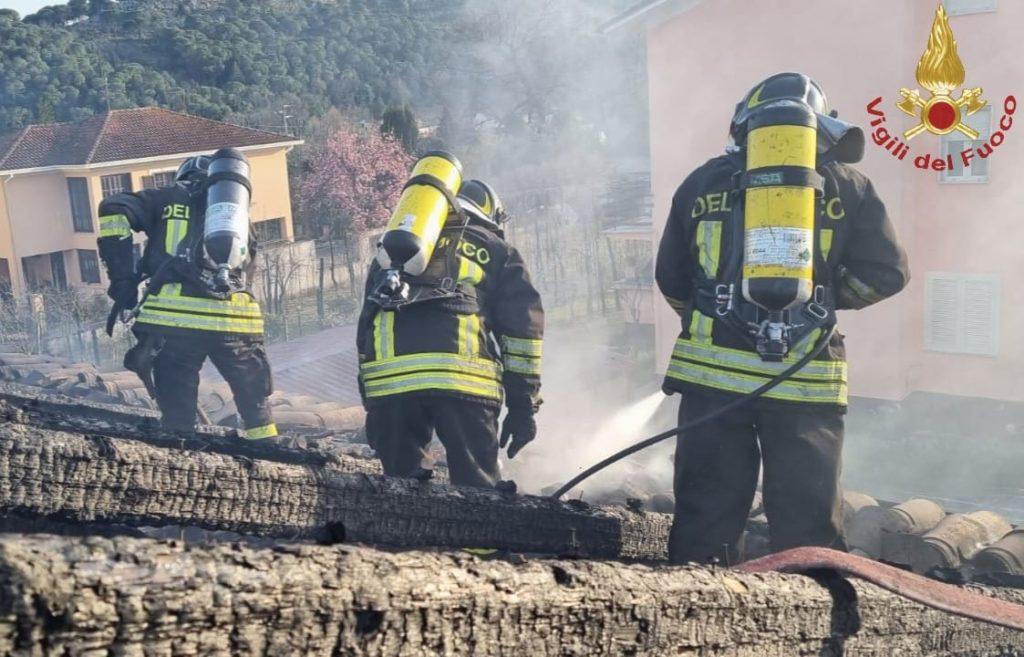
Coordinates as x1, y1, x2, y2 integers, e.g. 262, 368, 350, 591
357, 218, 544, 411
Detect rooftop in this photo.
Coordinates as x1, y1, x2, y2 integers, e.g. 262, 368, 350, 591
0, 107, 300, 173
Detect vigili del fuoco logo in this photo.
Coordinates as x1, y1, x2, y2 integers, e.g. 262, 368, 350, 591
866, 4, 1016, 172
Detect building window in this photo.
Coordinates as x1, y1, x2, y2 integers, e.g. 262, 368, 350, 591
940, 107, 991, 184
141, 171, 176, 190
78, 249, 101, 284
100, 173, 133, 199
253, 218, 285, 243
925, 272, 1000, 356
943, 0, 997, 15
67, 177, 93, 233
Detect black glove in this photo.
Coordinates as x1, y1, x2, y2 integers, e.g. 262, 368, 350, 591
107, 278, 138, 309
499, 408, 537, 459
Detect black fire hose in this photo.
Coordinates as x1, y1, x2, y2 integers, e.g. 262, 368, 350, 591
550, 325, 838, 500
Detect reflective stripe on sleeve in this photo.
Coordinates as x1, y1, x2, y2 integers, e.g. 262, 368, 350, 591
99, 214, 132, 239
500, 336, 542, 357
503, 354, 542, 376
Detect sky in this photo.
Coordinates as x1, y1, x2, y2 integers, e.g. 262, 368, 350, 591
1, 0, 55, 15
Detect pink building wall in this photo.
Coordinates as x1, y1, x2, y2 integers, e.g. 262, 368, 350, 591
647, 0, 1024, 402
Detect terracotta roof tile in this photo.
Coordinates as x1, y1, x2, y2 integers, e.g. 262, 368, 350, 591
0, 107, 297, 172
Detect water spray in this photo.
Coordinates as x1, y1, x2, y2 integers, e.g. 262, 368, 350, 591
549, 325, 837, 500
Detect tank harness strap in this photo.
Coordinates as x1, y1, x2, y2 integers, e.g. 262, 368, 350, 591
737, 166, 824, 194
206, 170, 252, 194
404, 174, 465, 219
690, 151, 836, 354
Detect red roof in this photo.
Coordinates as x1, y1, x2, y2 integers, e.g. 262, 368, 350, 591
0, 107, 298, 172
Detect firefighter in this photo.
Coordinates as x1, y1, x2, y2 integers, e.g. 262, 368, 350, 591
656, 73, 909, 564
357, 179, 544, 488
97, 155, 277, 439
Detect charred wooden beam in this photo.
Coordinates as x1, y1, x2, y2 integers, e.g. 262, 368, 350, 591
0, 535, 1021, 656
0, 421, 669, 559
0, 381, 367, 469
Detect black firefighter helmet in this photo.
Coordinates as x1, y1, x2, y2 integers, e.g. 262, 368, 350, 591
457, 179, 509, 227
175, 154, 212, 184
730, 72, 865, 163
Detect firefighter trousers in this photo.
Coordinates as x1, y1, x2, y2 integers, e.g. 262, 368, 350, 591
152, 332, 275, 435
669, 390, 846, 565
365, 396, 501, 488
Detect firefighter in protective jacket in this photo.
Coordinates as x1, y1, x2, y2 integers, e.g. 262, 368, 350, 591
357, 180, 544, 488
97, 155, 277, 438
656, 73, 909, 564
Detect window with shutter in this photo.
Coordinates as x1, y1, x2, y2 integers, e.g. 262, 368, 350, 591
925, 273, 1000, 356
943, 0, 997, 16
100, 173, 133, 199
940, 107, 991, 184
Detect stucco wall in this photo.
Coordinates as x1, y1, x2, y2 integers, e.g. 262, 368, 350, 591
646, 0, 1021, 401
0, 145, 297, 296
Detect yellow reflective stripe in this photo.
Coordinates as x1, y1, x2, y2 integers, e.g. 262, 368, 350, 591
143, 293, 262, 318
820, 228, 834, 261
458, 314, 479, 358
165, 218, 188, 255
99, 214, 132, 239
364, 372, 503, 400
373, 311, 395, 359
672, 338, 846, 381
500, 336, 542, 357
688, 310, 714, 345
360, 353, 501, 381
245, 424, 278, 440
504, 355, 541, 376
458, 256, 485, 285
666, 361, 847, 404
696, 221, 722, 279
135, 309, 263, 334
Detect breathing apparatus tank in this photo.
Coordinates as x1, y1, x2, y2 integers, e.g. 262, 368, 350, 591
372, 151, 463, 306
740, 102, 820, 360
203, 148, 253, 293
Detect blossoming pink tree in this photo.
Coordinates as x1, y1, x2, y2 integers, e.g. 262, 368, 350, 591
299, 123, 414, 294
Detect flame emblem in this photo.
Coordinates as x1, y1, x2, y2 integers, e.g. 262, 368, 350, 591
897, 4, 987, 140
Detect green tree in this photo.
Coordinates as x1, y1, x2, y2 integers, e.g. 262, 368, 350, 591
381, 105, 419, 153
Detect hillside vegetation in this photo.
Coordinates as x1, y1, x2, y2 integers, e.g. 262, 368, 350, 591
0, 0, 458, 132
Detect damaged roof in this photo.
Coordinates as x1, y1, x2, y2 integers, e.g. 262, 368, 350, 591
0, 107, 300, 173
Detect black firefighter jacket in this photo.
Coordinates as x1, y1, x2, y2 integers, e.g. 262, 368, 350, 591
97, 182, 264, 337
656, 154, 909, 407
357, 217, 544, 412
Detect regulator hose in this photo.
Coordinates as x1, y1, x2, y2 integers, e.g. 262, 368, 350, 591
550, 325, 838, 500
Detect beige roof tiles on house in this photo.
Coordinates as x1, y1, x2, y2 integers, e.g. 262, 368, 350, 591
0, 107, 298, 172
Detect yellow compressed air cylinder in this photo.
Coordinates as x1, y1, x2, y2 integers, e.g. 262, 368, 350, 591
742, 105, 818, 311
376, 151, 463, 276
